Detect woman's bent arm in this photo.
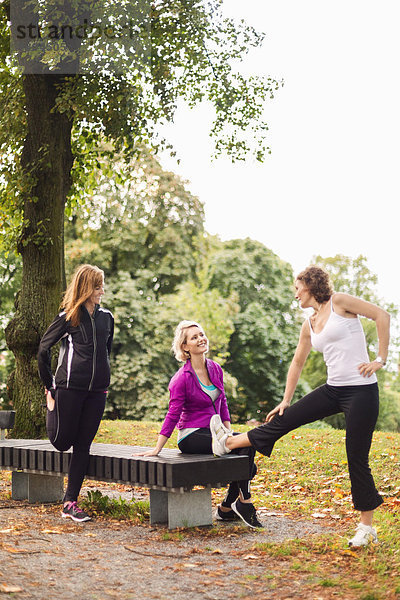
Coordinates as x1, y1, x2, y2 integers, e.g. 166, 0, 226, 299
266, 321, 312, 422
135, 434, 169, 456
334, 293, 390, 376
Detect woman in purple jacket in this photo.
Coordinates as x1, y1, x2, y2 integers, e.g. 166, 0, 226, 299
137, 320, 262, 528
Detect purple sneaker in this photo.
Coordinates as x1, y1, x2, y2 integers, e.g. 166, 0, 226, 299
62, 501, 91, 523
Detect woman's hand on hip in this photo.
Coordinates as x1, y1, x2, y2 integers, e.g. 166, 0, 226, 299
265, 400, 290, 423
358, 361, 383, 378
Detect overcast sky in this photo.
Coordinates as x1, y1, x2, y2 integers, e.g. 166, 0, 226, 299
160, 1, 400, 315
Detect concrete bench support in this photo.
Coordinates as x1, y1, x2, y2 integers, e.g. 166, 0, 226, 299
150, 487, 213, 529
12, 471, 64, 503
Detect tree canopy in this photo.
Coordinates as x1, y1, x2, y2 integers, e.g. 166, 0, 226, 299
206, 238, 301, 418
61, 157, 300, 421
0, 0, 283, 436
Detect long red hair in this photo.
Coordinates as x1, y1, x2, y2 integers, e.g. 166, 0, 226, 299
61, 264, 104, 326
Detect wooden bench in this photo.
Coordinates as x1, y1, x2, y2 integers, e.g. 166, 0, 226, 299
0, 439, 249, 528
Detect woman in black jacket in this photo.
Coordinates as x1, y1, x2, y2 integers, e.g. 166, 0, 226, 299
38, 264, 114, 522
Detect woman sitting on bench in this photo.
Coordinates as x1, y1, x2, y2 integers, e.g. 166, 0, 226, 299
136, 320, 262, 528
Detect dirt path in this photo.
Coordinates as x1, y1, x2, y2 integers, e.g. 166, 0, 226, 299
0, 486, 337, 600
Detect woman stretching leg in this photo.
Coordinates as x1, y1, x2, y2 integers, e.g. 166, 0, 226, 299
211, 265, 390, 546
38, 264, 114, 522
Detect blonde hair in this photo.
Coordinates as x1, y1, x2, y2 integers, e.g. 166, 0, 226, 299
172, 320, 203, 362
62, 264, 104, 326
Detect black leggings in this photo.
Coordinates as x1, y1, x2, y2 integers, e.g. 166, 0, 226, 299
178, 428, 257, 503
248, 383, 383, 512
46, 388, 106, 503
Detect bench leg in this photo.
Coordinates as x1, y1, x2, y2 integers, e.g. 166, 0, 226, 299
150, 487, 213, 529
12, 472, 64, 503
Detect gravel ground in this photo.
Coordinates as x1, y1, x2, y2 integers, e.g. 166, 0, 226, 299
0, 484, 336, 600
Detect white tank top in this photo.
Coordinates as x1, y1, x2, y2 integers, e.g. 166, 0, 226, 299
308, 296, 377, 386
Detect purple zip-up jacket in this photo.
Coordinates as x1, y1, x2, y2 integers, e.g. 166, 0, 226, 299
159, 359, 231, 438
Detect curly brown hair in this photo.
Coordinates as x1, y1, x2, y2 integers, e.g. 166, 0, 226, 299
296, 265, 333, 304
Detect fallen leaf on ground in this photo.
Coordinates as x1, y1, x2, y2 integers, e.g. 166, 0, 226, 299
41, 529, 63, 534
243, 554, 258, 560
0, 584, 23, 593
341, 549, 358, 557
1, 544, 41, 555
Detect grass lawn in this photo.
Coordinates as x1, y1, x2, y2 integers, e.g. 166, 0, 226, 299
93, 420, 400, 599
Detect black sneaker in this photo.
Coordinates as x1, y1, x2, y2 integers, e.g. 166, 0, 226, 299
62, 501, 91, 523
216, 506, 240, 521
231, 499, 263, 529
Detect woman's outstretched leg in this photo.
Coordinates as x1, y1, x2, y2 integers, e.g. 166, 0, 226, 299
211, 385, 340, 457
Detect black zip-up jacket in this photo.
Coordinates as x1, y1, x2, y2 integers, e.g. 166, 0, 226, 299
38, 304, 114, 392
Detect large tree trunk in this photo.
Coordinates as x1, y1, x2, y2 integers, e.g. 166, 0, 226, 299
5, 74, 73, 438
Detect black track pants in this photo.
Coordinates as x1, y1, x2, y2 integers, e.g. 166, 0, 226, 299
178, 428, 257, 502
248, 383, 383, 511
47, 388, 106, 503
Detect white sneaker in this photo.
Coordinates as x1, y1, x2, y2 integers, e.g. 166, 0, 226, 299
348, 523, 378, 547
210, 414, 232, 456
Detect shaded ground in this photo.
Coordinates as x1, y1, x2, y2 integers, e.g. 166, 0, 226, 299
0, 482, 340, 600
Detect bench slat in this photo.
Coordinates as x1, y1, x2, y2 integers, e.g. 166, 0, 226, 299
96, 455, 105, 479
139, 460, 148, 484
112, 457, 121, 481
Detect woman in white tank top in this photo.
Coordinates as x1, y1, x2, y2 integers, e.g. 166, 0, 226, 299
210, 265, 390, 547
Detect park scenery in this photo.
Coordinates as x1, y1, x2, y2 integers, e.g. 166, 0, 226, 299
0, 1, 400, 599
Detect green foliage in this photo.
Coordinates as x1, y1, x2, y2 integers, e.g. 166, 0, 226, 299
0, 0, 285, 437
0, 252, 21, 407
167, 266, 239, 365
319, 579, 339, 587
64, 152, 208, 420
301, 349, 326, 390
82, 489, 149, 522
313, 254, 379, 300
64, 189, 303, 421
227, 302, 294, 419
206, 238, 300, 419
376, 386, 400, 432
1, 1, 282, 249
208, 238, 295, 315
104, 273, 176, 421
66, 150, 205, 295
1, 0, 285, 437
